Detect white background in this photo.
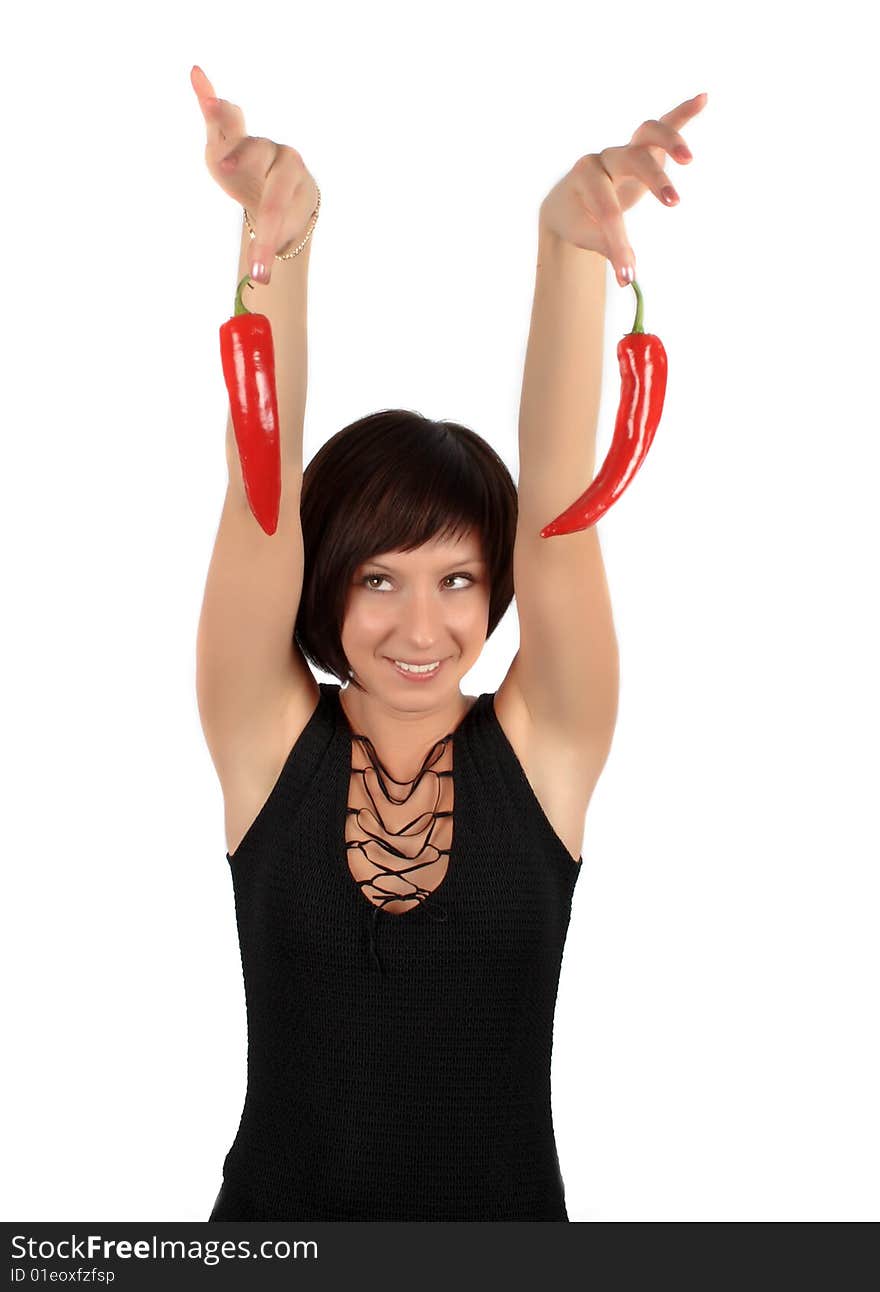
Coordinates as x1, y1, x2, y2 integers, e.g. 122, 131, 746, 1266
3, 0, 878, 1223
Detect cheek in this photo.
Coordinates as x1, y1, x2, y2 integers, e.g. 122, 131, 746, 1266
458, 591, 490, 628
342, 599, 389, 641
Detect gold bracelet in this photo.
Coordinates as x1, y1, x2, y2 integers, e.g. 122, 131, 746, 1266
243, 183, 321, 261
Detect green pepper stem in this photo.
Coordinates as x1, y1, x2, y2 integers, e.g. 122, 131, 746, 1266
233, 274, 255, 316
629, 278, 645, 334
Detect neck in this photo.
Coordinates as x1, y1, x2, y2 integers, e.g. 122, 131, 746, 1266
339, 683, 472, 779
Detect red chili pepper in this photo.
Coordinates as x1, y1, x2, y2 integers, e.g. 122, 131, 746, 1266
219, 274, 281, 536
540, 278, 668, 538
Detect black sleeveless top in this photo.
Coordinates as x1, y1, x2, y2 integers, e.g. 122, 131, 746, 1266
208, 681, 582, 1222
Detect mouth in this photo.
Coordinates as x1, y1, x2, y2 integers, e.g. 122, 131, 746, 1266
385, 657, 446, 681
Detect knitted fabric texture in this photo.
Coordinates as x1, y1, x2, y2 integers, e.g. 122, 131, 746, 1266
208, 681, 582, 1221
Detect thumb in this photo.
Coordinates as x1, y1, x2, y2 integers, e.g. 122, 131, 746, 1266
244, 197, 277, 285
249, 247, 270, 284
247, 154, 301, 285
248, 222, 277, 286
580, 158, 635, 288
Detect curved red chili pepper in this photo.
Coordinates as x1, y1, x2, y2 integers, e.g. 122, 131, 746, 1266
219, 274, 281, 536
540, 278, 668, 538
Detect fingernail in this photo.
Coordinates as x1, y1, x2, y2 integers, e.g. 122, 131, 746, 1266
619, 265, 633, 286
251, 262, 267, 283
662, 186, 679, 205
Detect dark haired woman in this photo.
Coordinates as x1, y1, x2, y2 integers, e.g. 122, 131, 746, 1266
191, 66, 706, 1221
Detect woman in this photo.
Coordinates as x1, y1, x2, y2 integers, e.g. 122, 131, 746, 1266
191, 65, 706, 1221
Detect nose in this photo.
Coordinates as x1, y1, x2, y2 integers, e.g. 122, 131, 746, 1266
400, 587, 443, 649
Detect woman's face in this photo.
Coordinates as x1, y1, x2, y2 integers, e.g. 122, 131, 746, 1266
341, 529, 490, 698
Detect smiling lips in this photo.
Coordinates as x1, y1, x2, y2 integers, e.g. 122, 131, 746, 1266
387, 658, 444, 680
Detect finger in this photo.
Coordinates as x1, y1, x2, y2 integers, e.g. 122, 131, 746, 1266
191, 65, 224, 127
190, 65, 217, 102
576, 156, 634, 288
631, 117, 694, 165
204, 99, 247, 159
636, 149, 680, 207
189, 67, 247, 153
247, 147, 306, 285
666, 90, 708, 113
651, 120, 694, 162
618, 133, 683, 206
659, 91, 708, 132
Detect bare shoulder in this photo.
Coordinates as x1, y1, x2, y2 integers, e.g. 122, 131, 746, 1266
493, 659, 612, 864
219, 646, 321, 858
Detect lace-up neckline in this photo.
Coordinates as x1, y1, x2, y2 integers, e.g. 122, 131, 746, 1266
338, 689, 476, 975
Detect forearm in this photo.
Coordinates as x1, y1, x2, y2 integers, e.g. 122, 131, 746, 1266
225, 210, 312, 484
516, 221, 607, 528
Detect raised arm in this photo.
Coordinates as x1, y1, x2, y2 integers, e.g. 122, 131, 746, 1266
191, 67, 320, 794
507, 93, 705, 749
509, 227, 620, 749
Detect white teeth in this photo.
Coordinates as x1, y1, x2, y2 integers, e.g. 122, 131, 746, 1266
394, 660, 440, 673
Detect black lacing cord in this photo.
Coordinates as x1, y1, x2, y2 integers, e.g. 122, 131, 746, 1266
345, 731, 454, 976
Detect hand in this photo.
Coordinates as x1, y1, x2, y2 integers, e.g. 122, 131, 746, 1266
190, 64, 319, 284
538, 91, 708, 288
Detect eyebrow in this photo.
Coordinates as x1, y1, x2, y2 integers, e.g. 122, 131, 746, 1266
366, 556, 485, 571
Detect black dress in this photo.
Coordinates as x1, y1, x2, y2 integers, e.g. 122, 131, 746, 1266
208, 681, 582, 1221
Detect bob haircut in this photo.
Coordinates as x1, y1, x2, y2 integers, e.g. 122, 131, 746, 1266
294, 409, 518, 692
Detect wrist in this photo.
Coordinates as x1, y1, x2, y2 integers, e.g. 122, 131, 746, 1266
243, 180, 321, 262
538, 204, 605, 264
537, 219, 605, 270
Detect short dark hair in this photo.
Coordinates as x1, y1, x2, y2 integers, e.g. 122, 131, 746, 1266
294, 408, 518, 691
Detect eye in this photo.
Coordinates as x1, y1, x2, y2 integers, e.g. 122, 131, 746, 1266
360, 572, 476, 591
